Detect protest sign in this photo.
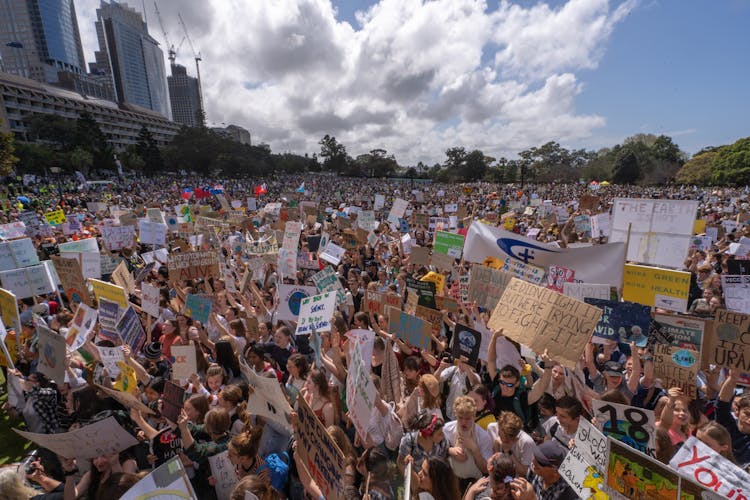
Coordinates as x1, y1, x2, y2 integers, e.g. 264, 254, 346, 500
420, 271, 445, 294
161, 380, 185, 423
670, 436, 750, 496
96, 383, 154, 415
388, 198, 409, 226
59, 237, 99, 254
484, 255, 546, 285
488, 278, 602, 369
282, 221, 303, 250
239, 357, 293, 432
467, 265, 513, 310
410, 246, 430, 266
406, 277, 436, 309
607, 440, 679, 499
319, 241, 346, 265
653, 343, 699, 395
346, 329, 377, 441
171, 344, 197, 384
559, 420, 609, 500
277, 247, 297, 279
415, 305, 443, 333
117, 306, 146, 353
209, 450, 238, 500
652, 314, 704, 353
101, 226, 135, 251
622, 264, 690, 313
138, 219, 167, 246
610, 198, 698, 268
64, 303, 97, 352
97, 346, 123, 378
167, 250, 220, 281
310, 266, 346, 304
296, 396, 346, 500
0, 221, 26, 240
590, 213, 611, 238
141, 247, 169, 265
388, 308, 432, 350
36, 326, 66, 383
184, 293, 212, 324
120, 456, 196, 500
593, 399, 656, 457
0, 262, 57, 298
276, 285, 316, 321
464, 222, 626, 285
546, 265, 575, 293
573, 214, 592, 237
15, 416, 139, 461
111, 260, 135, 295
585, 299, 651, 346
90, 278, 129, 308
562, 282, 611, 302
51, 255, 91, 306
296, 291, 337, 336
364, 290, 402, 316
0, 238, 39, 270
720, 274, 750, 314
704, 309, 750, 371
433, 231, 465, 258
430, 252, 454, 271
451, 323, 482, 365
0, 287, 20, 333
44, 209, 67, 225
140, 282, 160, 318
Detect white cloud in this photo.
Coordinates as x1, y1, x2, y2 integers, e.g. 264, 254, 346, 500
74, 0, 635, 165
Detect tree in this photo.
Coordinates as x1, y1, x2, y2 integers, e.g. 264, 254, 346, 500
712, 137, 750, 185
318, 135, 349, 174
612, 148, 640, 184
675, 152, 717, 185
135, 126, 164, 172
68, 147, 93, 173
0, 120, 18, 176
355, 149, 399, 177
26, 114, 76, 149
74, 112, 115, 171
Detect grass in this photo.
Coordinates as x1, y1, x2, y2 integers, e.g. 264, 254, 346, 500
0, 369, 32, 465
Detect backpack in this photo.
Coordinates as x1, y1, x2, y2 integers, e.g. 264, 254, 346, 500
258, 452, 290, 493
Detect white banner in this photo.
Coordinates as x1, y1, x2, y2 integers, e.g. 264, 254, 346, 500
346, 329, 376, 441
138, 220, 167, 246
721, 274, 750, 314
464, 222, 625, 286
670, 436, 750, 496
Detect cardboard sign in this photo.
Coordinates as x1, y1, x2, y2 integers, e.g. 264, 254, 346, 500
239, 357, 294, 433
410, 246, 431, 267
111, 261, 135, 295
346, 329, 377, 441
705, 309, 750, 370
593, 399, 656, 457
296, 396, 346, 500
585, 299, 651, 346
52, 255, 91, 306
451, 323, 482, 365
488, 278, 602, 369
167, 250, 220, 282
184, 293, 212, 324
90, 278, 128, 308
141, 282, 160, 318
296, 291, 337, 336
653, 343, 699, 395
363, 290, 402, 316
37, 326, 66, 383
670, 436, 750, 496
467, 266, 513, 311
622, 264, 690, 313
161, 380, 185, 423
14, 416, 139, 461
171, 344, 197, 384
388, 308, 432, 350
0, 238, 39, 271
610, 198, 698, 268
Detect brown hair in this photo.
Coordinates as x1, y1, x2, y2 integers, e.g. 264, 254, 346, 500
229, 426, 264, 458
497, 411, 523, 439
230, 475, 281, 500
185, 394, 209, 424
697, 421, 737, 464
204, 408, 231, 438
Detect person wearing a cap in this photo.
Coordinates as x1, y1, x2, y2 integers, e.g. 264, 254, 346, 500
585, 341, 647, 404
506, 441, 576, 500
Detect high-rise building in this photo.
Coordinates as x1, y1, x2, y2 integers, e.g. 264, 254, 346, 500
94, 1, 171, 119
0, 0, 86, 82
168, 64, 202, 127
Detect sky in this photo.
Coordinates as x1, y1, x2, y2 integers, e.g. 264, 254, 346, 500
74, 0, 750, 166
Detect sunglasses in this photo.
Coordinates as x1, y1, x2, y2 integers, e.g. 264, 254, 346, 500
499, 381, 516, 388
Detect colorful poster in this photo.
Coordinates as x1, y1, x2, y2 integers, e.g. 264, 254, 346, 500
184, 294, 212, 324
593, 399, 656, 457
388, 308, 433, 351
116, 306, 146, 354
585, 299, 651, 346
433, 231, 465, 259
606, 440, 679, 500
64, 303, 97, 352
36, 325, 66, 383
276, 285, 316, 321
622, 264, 691, 313
120, 456, 196, 500
669, 436, 750, 497
451, 323, 482, 365
547, 265, 575, 293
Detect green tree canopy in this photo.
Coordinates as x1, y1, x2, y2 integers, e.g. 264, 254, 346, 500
712, 137, 750, 185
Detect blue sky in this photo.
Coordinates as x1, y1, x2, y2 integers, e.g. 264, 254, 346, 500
76, 0, 750, 163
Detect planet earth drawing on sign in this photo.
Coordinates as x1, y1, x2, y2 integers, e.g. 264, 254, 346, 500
716, 323, 739, 342
288, 291, 308, 316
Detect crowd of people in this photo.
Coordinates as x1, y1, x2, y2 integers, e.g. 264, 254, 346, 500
0, 172, 748, 500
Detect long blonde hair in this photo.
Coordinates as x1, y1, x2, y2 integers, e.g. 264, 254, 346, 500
0, 469, 37, 500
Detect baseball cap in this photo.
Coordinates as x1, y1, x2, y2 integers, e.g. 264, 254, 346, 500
533, 441, 567, 468
603, 361, 625, 377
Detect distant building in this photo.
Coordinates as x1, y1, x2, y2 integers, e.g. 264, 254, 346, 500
0, 71, 179, 148
94, 1, 171, 119
0, 0, 86, 82
211, 124, 251, 145
168, 64, 202, 127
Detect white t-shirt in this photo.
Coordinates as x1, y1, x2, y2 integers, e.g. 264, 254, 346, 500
487, 422, 537, 467
442, 420, 494, 462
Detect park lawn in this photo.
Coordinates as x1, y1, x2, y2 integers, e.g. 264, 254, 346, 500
0, 369, 32, 465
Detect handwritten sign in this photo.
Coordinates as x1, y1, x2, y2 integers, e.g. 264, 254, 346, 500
670, 436, 750, 497
239, 357, 293, 432
296, 291, 337, 336
0, 238, 39, 271
562, 282, 611, 302
184, 294, 212, 324
101, 226, 135, 251
37, 326, 66, 382
388, 308, 432, 351
593, 399, 656, 457
488, 278, 602, 369
140, 282, 160, 318
171, 344, 197, 384
467, 266, 513, 310
346, 329, 377, 441
364, 290, 402, 316
704, 309, 750, 371
167, 250, 220, 282
653, 343, 699, 396
209, 451, 238, 500
546, 265, 575, 293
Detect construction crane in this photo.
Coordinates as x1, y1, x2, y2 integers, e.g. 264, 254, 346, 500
153, 2, 176, 66
179, 13, 203, 113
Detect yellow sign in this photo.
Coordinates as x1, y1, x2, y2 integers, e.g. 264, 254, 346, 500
420, 271, 445, 293
693, 219, 706, 235
503, 217, 516, 231
89, 279, 129, 308
622, 264, 690, 313
0, 287, 20, 331
44, 209, 67, 225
